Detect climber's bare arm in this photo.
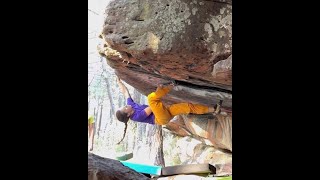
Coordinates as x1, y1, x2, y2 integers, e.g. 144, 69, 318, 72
144, 106, 153, 116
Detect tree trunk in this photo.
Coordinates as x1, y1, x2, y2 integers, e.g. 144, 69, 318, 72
88, 152, 150, 180
93, 107, 96, 122
98, 104, 103, 137
94, 98, 100, 137
133, 89, 141, 103
104, 76, 115, 122
153, 125, 165, 167
101, 56, 115, 121
103, 78, 116, 134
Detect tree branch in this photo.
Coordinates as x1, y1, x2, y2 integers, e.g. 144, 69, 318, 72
88, 9, 99, 15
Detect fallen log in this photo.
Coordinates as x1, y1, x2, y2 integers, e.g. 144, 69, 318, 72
88, 152, 150, 180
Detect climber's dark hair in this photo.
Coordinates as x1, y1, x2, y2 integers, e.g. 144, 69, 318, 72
116, 110, 130, 144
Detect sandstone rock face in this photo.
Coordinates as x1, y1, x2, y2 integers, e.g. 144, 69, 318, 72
99, 0, 232, 109
165, 113, 232, 152
163, 135, 232, 176
185, 114, 232, 151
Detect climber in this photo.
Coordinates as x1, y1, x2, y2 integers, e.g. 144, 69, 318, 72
115, 76, 222, 144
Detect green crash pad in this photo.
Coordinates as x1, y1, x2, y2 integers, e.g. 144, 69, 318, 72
120, 161, 162, 175
116, 152, 133, 161
216, 176, 232, 180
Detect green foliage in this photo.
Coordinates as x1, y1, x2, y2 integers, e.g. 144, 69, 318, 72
115, 144, 125, 153
172, 154, 181, 165
216, 176, 232, 180
89, 74, 108, 100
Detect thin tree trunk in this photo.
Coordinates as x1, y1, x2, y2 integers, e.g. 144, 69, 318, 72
153, 125, 165, 167
100, 56, 115, 121
95, 98, 100, 136
103, 82, 117, 133
98, 104, 103, 137
133, 89, 141, 103
93, 107, 96, 122
104, 77, 115, 121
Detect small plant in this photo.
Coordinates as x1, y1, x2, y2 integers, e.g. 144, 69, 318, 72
115, 144, 125, 153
